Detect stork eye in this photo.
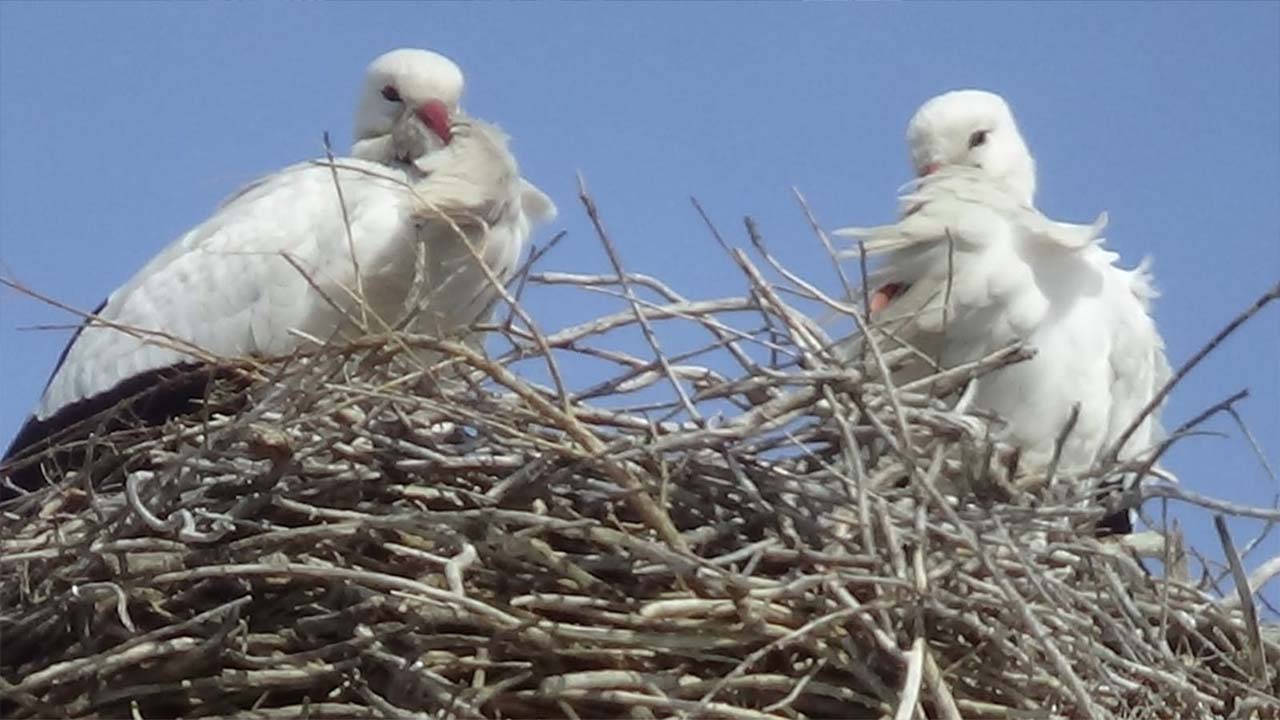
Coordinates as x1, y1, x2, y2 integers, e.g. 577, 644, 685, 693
380, 85, 401, 102
968, 129, 990, 149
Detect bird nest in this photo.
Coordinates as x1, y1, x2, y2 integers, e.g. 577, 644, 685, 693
3, 192, 1278, 720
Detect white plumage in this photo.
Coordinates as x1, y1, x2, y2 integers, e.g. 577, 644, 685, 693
836, 90, 1171, 478
4, 49, 554, 477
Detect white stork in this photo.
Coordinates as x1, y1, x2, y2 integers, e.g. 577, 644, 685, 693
836, 90, 1171, 533
2, 49, 555, 494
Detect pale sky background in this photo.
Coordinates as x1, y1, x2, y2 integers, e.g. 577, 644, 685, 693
1, 3, 1277, 608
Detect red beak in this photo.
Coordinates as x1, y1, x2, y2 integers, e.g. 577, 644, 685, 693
870, 282, 907, 314
919, 162, 940, 177
415, 99, 453, 145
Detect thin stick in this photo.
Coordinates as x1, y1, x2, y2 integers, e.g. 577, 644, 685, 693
1106, 281, 1280, 463
321, 132, 367, 328
580, 175, 703, 424
1213, 516, 1270, 685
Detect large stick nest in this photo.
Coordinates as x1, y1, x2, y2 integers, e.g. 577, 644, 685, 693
3, 192, 1278, 719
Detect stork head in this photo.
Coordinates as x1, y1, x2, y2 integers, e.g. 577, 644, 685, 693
906, 90, 1036, 204
352, 48, 464, 162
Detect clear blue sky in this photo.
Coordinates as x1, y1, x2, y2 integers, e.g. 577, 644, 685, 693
2, 3, 1277, 603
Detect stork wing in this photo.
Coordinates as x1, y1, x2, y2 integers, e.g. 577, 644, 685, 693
1102, 258, 1172, 461
33, 159, 419, 421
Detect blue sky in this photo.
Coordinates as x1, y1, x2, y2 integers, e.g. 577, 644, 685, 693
1, 3, 1277, 602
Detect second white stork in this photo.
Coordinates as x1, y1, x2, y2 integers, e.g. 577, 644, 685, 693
836, 90, 1172, 532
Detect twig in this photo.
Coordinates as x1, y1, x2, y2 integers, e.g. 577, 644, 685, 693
1213, 516, 1270, 685
1106, 281, 1280, 463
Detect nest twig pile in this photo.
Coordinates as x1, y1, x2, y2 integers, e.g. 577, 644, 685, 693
3, 190, 1278, 719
